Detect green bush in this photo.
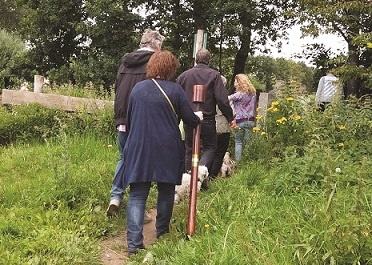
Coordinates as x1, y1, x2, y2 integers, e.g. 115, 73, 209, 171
0, 103, 116, 146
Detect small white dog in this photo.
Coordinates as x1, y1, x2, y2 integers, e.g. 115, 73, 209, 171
217, 152, 237, 178
174, 165, 209, 204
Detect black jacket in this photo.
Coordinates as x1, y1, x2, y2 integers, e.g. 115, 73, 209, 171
114, 49, 154, 126
176, 63, 234, 122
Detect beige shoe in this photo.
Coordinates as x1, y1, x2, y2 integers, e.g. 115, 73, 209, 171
106, 199, 120, 217
144, 211, 152, 224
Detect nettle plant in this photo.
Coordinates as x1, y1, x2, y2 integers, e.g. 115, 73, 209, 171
251, 81, 310, 162
247, 82, 372, 263
247, 81, 371, 165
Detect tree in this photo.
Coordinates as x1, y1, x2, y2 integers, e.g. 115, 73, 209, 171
14, 0, 142, 90
0, 29, 26, 88
16, 0, 85, 76
209, 0, 298, 87
246, 55, 314, 92
297, 0, 372, 97
127, 0, 298, 90
0, 0, 21, 31
73, 0, 142, 90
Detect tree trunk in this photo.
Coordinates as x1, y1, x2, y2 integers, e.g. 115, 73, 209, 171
347, 42, 359, 97
231, 26, 251, 90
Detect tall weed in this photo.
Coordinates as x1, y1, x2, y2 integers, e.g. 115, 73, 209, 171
1, 82, 371, 264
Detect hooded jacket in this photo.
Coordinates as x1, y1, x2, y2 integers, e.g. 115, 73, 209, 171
114, 49, 154, 126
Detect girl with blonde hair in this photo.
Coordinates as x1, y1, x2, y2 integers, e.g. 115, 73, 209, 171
228, 74, 257, 161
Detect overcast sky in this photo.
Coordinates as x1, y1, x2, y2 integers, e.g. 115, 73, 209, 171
258, 25, 348, 66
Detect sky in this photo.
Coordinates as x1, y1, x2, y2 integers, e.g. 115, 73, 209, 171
258, 25, 348, 66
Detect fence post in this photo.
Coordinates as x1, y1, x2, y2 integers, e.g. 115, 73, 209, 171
34, 75, 44, 93
257, 92, 269, 118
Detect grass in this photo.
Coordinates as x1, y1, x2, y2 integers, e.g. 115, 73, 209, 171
3, 133, 368, 264
1, 91, 371, 264
0, 135, 118, 264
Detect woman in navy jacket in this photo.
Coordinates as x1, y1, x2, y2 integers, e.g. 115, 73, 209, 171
123, 51, 203, 256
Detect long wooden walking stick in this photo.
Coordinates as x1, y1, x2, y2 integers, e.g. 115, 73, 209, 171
187, 85, 205, 237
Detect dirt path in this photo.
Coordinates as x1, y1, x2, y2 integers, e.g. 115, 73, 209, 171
100, 209, 158, 265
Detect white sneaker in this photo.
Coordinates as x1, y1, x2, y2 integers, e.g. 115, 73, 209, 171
144, 211, 152, 224
106, 199, 120, 217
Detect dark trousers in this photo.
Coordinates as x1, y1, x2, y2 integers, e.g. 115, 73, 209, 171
210, 132, 230, 177
184, 118, 217, 173
318, 102, 330, 112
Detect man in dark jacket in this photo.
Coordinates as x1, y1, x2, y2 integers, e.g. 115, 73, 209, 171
176, 48, 234, 188
107, 29, 165, 217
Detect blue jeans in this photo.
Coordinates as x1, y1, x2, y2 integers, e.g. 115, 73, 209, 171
234, 120, 255, 161
127, 182, 175, 252
110, 130, 128, 202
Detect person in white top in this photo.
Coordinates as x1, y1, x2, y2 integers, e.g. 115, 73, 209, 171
315, 70, 342, 112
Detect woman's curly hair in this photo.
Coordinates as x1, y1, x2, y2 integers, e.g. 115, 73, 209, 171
147, 51, 180, 80
235, 74, 256, 95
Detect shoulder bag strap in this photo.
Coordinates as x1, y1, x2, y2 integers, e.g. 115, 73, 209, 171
152, 78, 178, 119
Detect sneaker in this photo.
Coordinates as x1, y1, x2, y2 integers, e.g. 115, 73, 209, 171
106, 199, 120, 217
144, 211, 152, 224
127, 250, 137, 258
127, 245, 145, 258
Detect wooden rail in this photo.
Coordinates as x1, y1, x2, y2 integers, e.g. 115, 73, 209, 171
1, 89, 113, 113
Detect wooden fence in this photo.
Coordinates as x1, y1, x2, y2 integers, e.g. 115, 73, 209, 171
2, 89, 273, 117
1, 89, 113, 113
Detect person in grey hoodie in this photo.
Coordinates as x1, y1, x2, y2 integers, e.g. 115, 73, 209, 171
315, 70, 342, 112
106, 29, 165, 220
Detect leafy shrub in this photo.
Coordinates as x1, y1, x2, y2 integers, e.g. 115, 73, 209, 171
0, 102, 116, 146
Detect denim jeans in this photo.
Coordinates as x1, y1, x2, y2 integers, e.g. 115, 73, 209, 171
126, 182, 175, 252
110, 130, 128, 202
234, 120, 255, 161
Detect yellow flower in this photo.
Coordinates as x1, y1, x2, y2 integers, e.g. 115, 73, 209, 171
273, 108, 279, 112
261, 131, 266, 136
266, 106, 274, 112
276, 117, 287, 124
271, 101, 279, 106
256, 106, 261, 111
253, 127, 260, 132
286, 97, 294, 101
256, 114, 263, 120
108, 144, 113, 148
339, 125, 346, 130
294, 115, 301, 121
338, 142, 344, 147
205, 224, 210, 229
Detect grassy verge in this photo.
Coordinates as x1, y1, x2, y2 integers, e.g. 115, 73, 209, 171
0, 135, 119, 264
1, 85, 371, 264
1, 134, 371, 264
